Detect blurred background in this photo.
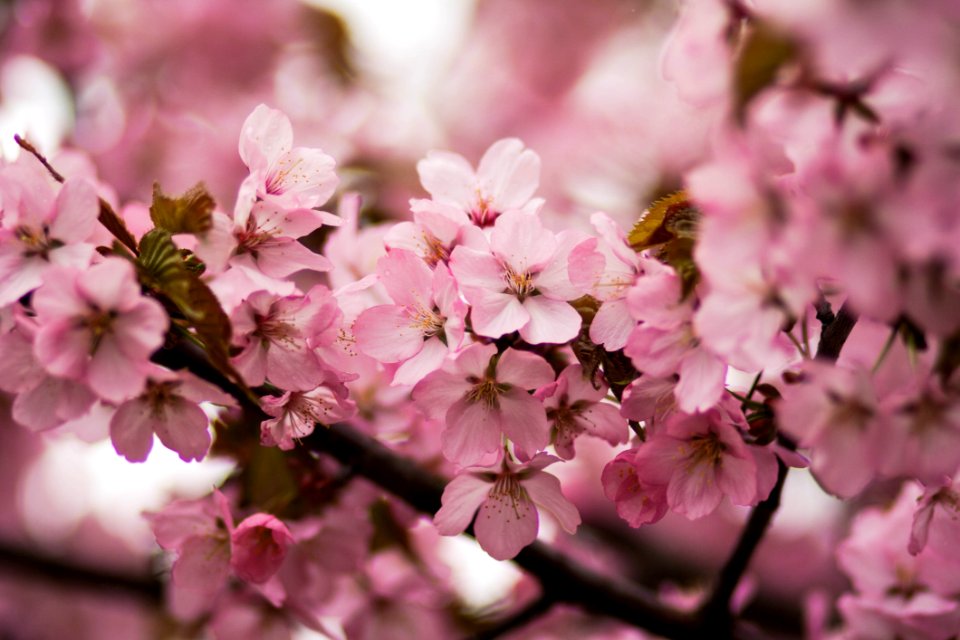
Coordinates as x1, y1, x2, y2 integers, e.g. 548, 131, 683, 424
0, 1, 851, 637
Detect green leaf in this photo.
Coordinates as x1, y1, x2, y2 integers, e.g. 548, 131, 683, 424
627, 191, 699, 251
733, 23, 797, 124
149, 182, 215, 235
137, 229, 238, 384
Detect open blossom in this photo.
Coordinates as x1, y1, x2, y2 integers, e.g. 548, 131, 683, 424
110, 368, 233, 463
450, 211, 596, 344
572, 212, 643, 351
0, 162, 99, 306
837, 483, 960, 639
777, 362, 889, 498
433, 454, 580, 560
412, 343, 555, 466
0, 317, 96, 431
633, 402, 778, 519
230, 285, 341, 391
259, 373, 356, 450
416, 137, 543, 228
353, 249, 466, 386
234, 103, 339, 223
625, 256, 726, 413
31, 258, 168, 403
384, 199, 480, 267
538, 364, 628, 459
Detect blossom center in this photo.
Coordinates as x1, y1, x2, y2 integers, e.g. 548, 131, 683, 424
471, 192, 498, 227
488, 472, 531, 521
684, 432, 727, 468
466, 378, 507, 408
504, 265, 535, 300
408, 303, 444, 337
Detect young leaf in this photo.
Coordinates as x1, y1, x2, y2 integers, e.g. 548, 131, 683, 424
733, 22, 797, 124
149, 182, 215, 235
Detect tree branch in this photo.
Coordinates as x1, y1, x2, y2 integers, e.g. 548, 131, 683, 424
697, 459, 788, 632
0, 543, 163, 602
305, 422, 700, 639
468, 595, 553, 640
815, 300, 858, 361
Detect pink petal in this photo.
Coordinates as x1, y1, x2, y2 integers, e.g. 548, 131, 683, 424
522, 471, 581, 534
34, 320, 92, 379
474, 485, 538, 560
392, 337, 448, 386
232, 341, 268, 388
354, 305, 424, 363
230, 513, 294, 584
49, 178, 98, 242
453, 342, 498, 378
265, 339, 326, 391
470, 292, 529, 339
490, 212, 556, 274
88, 336, 149, 402
589, 300, 635, 351
0, 252, 44, 307
76, 258, 142, 312
170, 535, 231, 620
154, 397, 211, 462
495, 348, 555, 389
577, 403, 629, 446
449, 245, 504, 293
518, 296, 581, 345
377, 249, 434, 308
110, 398, 156, 462
476, 138, 540, 210
417, 150, 475, 207
253, 238, 332, 278
268, 146, 338, 208
442, 397, 505, 466
498, 388, 550, 455
239, 104, 293, 171
412, 368, 473, 418
676, 348, 726, 413
434, 473, 492, 535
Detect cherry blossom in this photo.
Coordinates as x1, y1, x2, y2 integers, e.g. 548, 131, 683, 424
449, 211, 595, 344
230, 285, 342, 391
31, 258, 168, 403
416, 138, 543, 228
538, 364, 628, 459
412, 343, 555, 466
353, 249, 466, 386
434, 454, 580, 560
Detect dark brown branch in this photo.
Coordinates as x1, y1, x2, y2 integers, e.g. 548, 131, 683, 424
305, 422, 699, 638
0, 543, 163, 602
697, 459, 788, 633
469, 595, 553, 640
815, 300, 858, 361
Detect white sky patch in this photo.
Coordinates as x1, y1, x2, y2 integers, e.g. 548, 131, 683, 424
18, 434, 233, 551
0, 55, 73, 159
436, 534, 522, 609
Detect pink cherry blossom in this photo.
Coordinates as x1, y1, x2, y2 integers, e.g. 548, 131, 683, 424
412, 343, 555, 466
234, 103, 339, 224
0, 166, 99, 307
31, 258, 168, 403
353, 249, 466, 386
259, 374, 357, 450
601, 449, 669, 527
449, 211, 595, 344
433, 454, 580, 560
777, 362, 890, 498
230, 513, 295, 584
416, 138, 543, 228
572, 212, 642, 351
110, 369, 233, 463
538, 364, 628, 459
230, 285, 341, 391
624, 256, 727, 413
0, 317, 96, 431
634, 402, 778, 519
